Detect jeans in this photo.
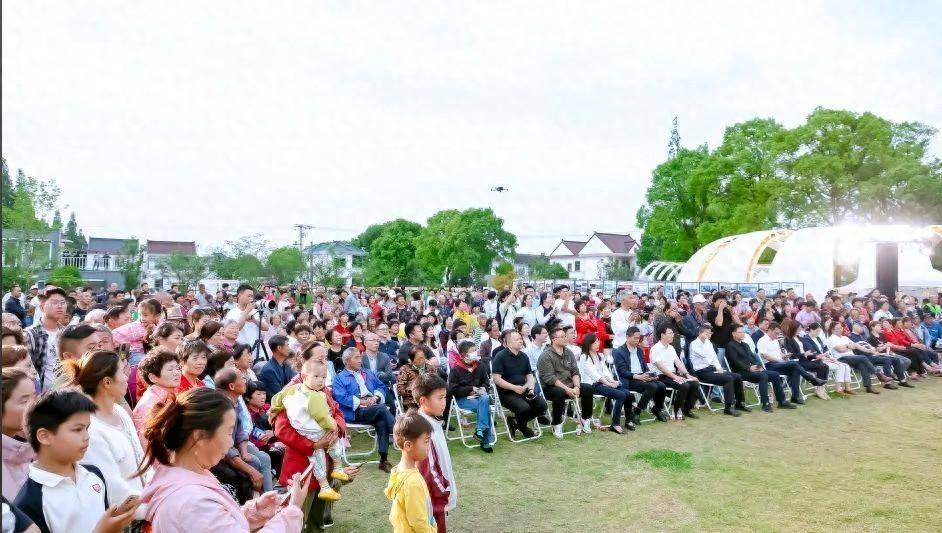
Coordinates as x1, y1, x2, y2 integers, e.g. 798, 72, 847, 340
764, 360, 807, 401
455, 394, 492, 438
874, 353, 911, 381
694, 368, 744, 407
245, 442, 273, 492
837, 354, 876, 388
353, 404, 396, 454
543, 383, 594, 425
590, 383, 632, 426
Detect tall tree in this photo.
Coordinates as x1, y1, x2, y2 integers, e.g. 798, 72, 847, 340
414, 208, 516, 285
120, 238, 145, 290
157, 252, 208, 289
266, 246, 305, 285
361, 219, 423, 286
63, 212, 86, 250
1, 157, 13, 209
51, 210, 62, 229
0, 162, 60, 289
668, 116, 681, 159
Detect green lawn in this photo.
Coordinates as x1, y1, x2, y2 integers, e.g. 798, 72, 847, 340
331, 381, 942, 532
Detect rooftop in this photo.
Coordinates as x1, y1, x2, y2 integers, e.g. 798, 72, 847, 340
146, 240, 196, 255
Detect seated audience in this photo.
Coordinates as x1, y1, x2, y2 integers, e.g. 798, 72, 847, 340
537, 327, 595, 437
332, 348, 396, 472
447, 340, 494, 451
578, 333, 634, 432
491, 330, 547, 438
688, 325, 747, 416
726, 326, 795, 412
648, 327, 700, 420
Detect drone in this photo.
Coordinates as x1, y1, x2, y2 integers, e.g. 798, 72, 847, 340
490, 186, 509, 192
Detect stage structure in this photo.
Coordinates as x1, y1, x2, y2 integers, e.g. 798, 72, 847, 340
674, 225, 942, 299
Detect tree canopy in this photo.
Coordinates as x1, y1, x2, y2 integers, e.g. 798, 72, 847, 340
360, 219, 423, 286
414, 208, 517, 285
636, 108, 942, 265
266, 246, 305, 285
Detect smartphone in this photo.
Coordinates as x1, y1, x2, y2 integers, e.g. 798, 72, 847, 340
116, 494, 140, 514
279, 461, 319, 506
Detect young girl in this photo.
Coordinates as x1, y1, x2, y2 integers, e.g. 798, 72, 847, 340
1, 368, 36, 500
113, 298, 163, 365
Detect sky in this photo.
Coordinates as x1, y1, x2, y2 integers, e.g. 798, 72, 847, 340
3, 1, 941, 255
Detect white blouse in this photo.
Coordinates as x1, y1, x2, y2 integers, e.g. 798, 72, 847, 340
83, 405, 152, 517
826, 334, 854, 357
577, 354, 614, 385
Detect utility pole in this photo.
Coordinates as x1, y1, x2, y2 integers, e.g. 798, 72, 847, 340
293, 224, 314, 282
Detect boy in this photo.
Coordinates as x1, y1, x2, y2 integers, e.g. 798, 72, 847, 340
15, 389, 137, 533
413, 374, 455, 533
384, 411, 436, 533
269, 359, 349, 501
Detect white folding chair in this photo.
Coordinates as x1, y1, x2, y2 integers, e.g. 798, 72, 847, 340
340, 423, 378, 465
490, 379, 542, 443
443, 390, 498, 449
720, 353, 763, 408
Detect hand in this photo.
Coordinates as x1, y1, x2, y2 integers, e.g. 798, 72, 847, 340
360, 396, 376, 408
260, 430, 275, 442
93, 503, 139, 533
256, 489, 281, 508
313, 430, 338, 450
287, 472, 310, 509
568, 386, 580, 398
673, 375, 685, 384
249, 469, 264, 491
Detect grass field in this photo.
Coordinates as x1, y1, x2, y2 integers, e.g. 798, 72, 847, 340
332, 381, 942, 532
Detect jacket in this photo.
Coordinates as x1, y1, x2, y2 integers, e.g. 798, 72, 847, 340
575, 315, 609, 348
447, 362, 488, 398
141, 464, 302, 533
726, 341, 760, 374
24, 323, 55, 391
612, 344, 648, 388
2, 434, 34, 501
132, 385, 173, 444
396, 365, 426, 411
328, 368, 385, 422
4, 297, 26, 324
273, 388, 346, 490
258, 357, 297, 402
363, 351, 394, 387
384, 466, 437, 533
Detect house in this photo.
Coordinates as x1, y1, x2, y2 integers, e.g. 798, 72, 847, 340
303, 241, 367, 286
547, 232, 638, 280
62, 237, 135, 287
145, 240, 197, 290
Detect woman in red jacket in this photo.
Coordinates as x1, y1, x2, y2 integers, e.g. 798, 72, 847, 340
575, 301, 610, 350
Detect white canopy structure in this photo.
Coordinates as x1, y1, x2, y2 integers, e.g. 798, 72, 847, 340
676, 225, 942, 299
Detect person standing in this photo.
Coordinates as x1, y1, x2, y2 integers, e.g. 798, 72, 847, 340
24, 287, 69, 392
224, 284, 270, 359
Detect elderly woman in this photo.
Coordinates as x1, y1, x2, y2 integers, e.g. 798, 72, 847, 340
396, 344, 431, 411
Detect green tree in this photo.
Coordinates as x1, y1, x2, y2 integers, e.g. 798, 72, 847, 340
1, 158, 12, 209
209, 253, 265, 282
528, 259, 568, 280
491, 261, 516, 289
414, 208, 517, 285
157, 252, 208, 289
63, 212, 86, 250
351, 223, 387, 253
120, 238, 145, 290
310, 255, 347, 288
600, 259, 634, 280
361, 219, 423, 286
1, 162, 60, 289
46, 266, 84, 289
51, 210, 62, 230
266, 246, 305, 284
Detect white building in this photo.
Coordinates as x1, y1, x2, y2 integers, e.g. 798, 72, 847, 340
303, 241, 367, 286
144, 240, 197, 290
547, 232, 638, 280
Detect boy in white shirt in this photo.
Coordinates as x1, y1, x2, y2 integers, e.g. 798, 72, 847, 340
413, 374, 455, 533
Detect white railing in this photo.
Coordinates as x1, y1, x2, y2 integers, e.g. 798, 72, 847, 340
59, 253, 127, 271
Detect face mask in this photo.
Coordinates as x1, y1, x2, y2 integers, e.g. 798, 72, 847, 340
465, 353, 481, 363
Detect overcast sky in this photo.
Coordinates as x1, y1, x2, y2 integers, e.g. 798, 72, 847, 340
3, 1, 940, 254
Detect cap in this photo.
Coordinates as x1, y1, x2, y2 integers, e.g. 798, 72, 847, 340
691, 294, 707, 304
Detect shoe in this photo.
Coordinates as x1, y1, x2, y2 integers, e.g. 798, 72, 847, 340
655, 410, 670, 422
778, 401, 797, 409
735, 403, 752, 412
330, 470, 351, 482
835, 389, 850, 397
814, 386, 830, 400
792, 396, 806, 405
844, 388, 856, 395
519, 424, 536, 439
877, 373, 893, 384
898, 381, 915, 388
317, 487, 342, 502
480, 443, 494, 453
631, 407, 642, 426
378, 461, 393, 473
625, 421, 636, 431
684, 411, 699, 420
865, 386, 881, 394
609, 425, 624, 434
506, 417, 519, 439
812, 376, 828, 386
762, 404, 774, 413
537, 415, 551, 425
580, 419, 592, 434
723, 407, 741, 417
883, 382, 898, 390
322, 517, 334, 529
553, 424, 564, 439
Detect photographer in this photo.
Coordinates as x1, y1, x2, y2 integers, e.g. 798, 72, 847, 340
224, 284, 270, 359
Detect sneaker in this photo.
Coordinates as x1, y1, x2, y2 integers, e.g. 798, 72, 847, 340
537, 415, 551, 425
899, 381, 915, 388
865, 386, 881, 394
480, 443, 494, 453
506, 417, 519, 439
473, 430, 487, 447
581, 419, 593, 434
553, 424, 564, 439
631, 407, 642, 425
317, 487, 342, 502
655, 410, 670, 422
625, 421, 636, 431
778, 401, 797, 409
330, 470, 350, 482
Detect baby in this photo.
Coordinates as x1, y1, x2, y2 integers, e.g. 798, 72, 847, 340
271, 359, 349, 501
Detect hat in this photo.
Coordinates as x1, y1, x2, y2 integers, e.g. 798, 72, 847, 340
691, 294, 707, 304
165, 305, 186, 321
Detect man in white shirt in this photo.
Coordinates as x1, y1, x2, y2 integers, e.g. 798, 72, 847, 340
552, 285, 576, 329
649, 327, 700, 419
688, 325, 746, 416
610, 293, 641, 349
224, 284, 270, 359
756, 322, 825, 405
482, 291, 498, 319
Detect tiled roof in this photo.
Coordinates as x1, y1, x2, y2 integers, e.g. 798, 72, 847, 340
561, 240, 587, 255
87, 237, 130, 254
303, 241, 367, 256
593, 232, 637, 254
146, 240, 196, 254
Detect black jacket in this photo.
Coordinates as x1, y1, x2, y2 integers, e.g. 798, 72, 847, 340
726, 340, 759, 374
447, 363, 489, 398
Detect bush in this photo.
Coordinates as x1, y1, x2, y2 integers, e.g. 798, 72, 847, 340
46, 266, 84, 289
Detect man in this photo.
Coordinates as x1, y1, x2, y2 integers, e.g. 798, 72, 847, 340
258, 335, 297, 400
362, 332, 395, 412
342, 287, 360, 316
375, 322, 399, 357
24, 287, 69, 391
295, 281, 312, 308
71, 286, 93, 323
491, 329, 547, 438
552, 286, 576, 328
610, 293, 641, 349
756, 322, 825, 404
751, 317, 771, 344
476, 318, 502, 364
392, 294, 416, 325
681, 294, 709, 348
195, 283, 210, 306
654, 302, 687, 355
865, 321, 913, 386
3, 284, 26, 325
706, 293, 739, 360
397, 321, 434, 369
612, 326, 668, 422
725, 325, 794, 412
537, 327, 594, 437
848, 322, 901, 390
688, 325, 748, 416
224, 284, 270, 358
332, 348, 396, 472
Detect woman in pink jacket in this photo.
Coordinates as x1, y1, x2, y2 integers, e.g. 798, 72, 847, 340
139, 387, 307, 532
1, 368, 36, 500
131, 349, 181, 444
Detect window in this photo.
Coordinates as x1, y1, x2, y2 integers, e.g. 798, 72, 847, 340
567, 263, 572, 272
574, 261, 581, 272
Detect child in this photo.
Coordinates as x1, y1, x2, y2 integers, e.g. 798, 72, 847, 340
243, 380, 284, 475
384, 411, 436, 533
413, 374, 455, 533
269, 359, 348, 502
14, 389, 137, 532
113, 298, 163, 366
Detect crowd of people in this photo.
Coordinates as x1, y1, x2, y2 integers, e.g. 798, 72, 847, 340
1, 279, 941, 532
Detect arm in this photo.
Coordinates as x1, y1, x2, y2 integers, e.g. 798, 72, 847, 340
447, 368, 474, 398
309, 393, 335, 431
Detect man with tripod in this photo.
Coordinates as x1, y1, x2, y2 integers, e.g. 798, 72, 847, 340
225, 284, 271, 361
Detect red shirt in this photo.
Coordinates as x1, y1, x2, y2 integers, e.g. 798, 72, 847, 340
334, 324, 352, 345
177, 374, 202, 393
274, 386, 346, 490
884, 328, 911, 347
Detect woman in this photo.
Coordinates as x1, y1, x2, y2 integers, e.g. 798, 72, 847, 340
66, 350, 151, 522
1, 345, 38, 386
825, 321, 887, 393
233, 343, 259, 382
153, 322, 184, 353
1, 326, 24, 346
113, 298, 163, 365
139, 388, 306, 532
333, 313, 352, 346
781, 319, 831, 400
447, 328, 468, 369
396, 345, 429, 411
578, 333, 634, 433
575, 301, 609, 349
453, 302, 479, 334
203, 349, 235, 388
1, 368, 36, 500
518, 294, 537, 328
200, 320, 224, 348
535, 292, 558, 327
133, 349, 182, 441
326, 330, 346, 375
220, 320, 240, 351
496, 289, 518, 332
447, 340, 493, 451
345, 322, 365, 353
178, 339, 210, 392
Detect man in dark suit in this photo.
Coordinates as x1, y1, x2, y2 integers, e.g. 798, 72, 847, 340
612, 326, 668, 423
726, 325, 794, 412
362, 331, 396, 412
257, 335, 297, 401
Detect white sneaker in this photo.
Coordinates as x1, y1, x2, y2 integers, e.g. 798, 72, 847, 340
553, 424, 564, 439
581, 419, 592, 434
